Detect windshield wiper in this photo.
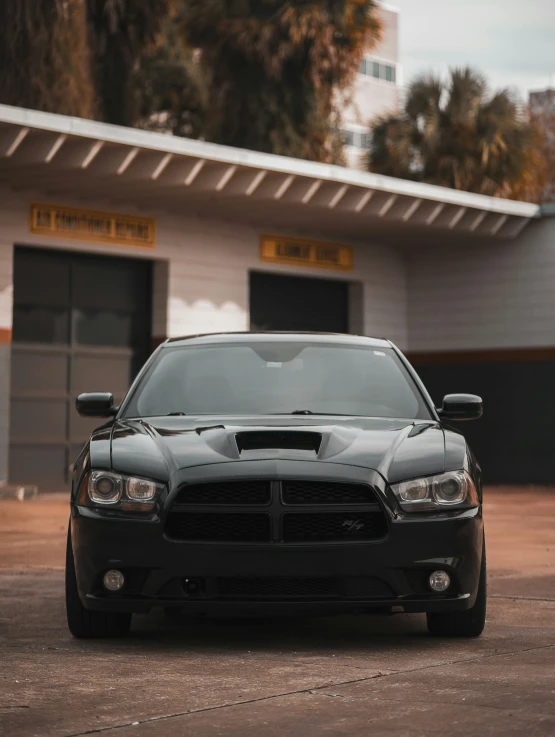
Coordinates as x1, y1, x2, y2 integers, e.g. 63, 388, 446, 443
166, 412, 187, 416
290, 409, 315, 415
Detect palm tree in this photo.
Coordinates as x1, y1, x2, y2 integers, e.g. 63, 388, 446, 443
179, 0, 382, 162
86, 0, 173, 125
368, 67, 542, 201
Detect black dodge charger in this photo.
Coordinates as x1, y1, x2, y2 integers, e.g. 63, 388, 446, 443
67, 332, 485, 639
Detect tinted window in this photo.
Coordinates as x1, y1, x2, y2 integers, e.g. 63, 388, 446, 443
13, 305, 70, 344
125, 342, 431, 420
73, 309, 133, 347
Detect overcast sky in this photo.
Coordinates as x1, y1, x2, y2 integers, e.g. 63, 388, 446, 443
390, 0, 555, 100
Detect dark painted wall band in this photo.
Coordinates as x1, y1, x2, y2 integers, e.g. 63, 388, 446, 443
407, 346, 555, 366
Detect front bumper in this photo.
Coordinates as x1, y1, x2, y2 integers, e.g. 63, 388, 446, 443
70, 461, 483, 616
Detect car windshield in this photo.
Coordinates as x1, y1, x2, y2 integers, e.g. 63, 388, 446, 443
123, 341, 431, 420
124, 341, 430, 419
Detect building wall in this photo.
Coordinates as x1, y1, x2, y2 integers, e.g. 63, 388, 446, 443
0, 186, 408, 485
405, 217, 555, 484
0, 189, 409, 347
161, 213, 408, 347
342, 4, 400, 169
529, 88, 555, 204
351, 6, 399, 123
406, 218, 555, 352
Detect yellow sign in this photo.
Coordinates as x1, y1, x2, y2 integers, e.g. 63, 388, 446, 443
30, 203, 155, 248
260, 234, 353, 271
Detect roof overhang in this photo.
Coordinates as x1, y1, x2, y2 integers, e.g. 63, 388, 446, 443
0, 104, 540, 242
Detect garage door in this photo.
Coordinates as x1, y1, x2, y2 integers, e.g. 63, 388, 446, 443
9, 247, 152, 490
250, 272, 349, 333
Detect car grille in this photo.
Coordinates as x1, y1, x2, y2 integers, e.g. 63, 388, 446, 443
282, 481, 372, 505
236, 431, 322, 453
165, 479, 387, 543
165, 512, 271, 542
174, 481, 271, 506
283, 512, 387, 542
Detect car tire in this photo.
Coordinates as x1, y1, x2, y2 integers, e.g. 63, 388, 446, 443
426, 542, 487, 638
65, 525, 132, 639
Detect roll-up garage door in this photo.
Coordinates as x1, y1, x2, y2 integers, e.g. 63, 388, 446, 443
9, 246, 152, 490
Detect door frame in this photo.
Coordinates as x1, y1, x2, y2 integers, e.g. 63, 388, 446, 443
248, 269, 363, 334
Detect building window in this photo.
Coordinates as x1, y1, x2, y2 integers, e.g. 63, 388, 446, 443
342, 129, 355, 147
342, 129, 372, 150
359, 58, 396, 84
361, 131, 373, 150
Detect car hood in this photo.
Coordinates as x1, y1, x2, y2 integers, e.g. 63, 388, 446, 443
102, 415, 451, 485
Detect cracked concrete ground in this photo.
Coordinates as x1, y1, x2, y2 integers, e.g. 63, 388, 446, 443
1, 488, 554, 737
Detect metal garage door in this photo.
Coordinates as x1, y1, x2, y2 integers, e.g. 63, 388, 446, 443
249, 272, 349, 333
9, 247, 152, 490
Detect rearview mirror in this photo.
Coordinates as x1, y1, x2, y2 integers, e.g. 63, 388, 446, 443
76, 392, 117, 418
438, 394, 483, 421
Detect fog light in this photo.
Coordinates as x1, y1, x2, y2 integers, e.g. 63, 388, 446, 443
184, 578, 202, 596
428, 570, 450, 592
103, 569, 125, 592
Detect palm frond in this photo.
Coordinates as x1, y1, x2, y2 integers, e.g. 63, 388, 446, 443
446, 67, 486, 124
406, 73, 443, 120
367, 64, 543, 201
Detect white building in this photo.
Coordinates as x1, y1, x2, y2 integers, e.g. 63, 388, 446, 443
0, 103, 552, 491
529, 88, 555, 203
342, 3, 401, 168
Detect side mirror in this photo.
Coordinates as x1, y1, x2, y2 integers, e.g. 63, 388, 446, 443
76, 392, 117, 418
438, 394, 483, 421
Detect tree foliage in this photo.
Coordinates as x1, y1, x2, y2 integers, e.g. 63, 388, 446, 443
0, 0, 380, 164
179, 0, 382, 162
132, 15, 208, 138
86, 0, 174, 125
368, 67, 543, 201
527, 96, 555, 203
0, 0, 96, 119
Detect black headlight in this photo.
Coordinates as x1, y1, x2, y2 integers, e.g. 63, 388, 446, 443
79, 471, 164, 512
391, 470, 479, 512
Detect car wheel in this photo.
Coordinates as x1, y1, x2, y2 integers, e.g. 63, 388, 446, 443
65, 524, 132, 639
426, 542, 487, 638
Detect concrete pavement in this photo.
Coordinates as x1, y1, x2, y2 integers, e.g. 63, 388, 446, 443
0, 488, 554, 737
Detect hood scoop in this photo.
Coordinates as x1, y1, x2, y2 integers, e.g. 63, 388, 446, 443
236, 430, 322, 453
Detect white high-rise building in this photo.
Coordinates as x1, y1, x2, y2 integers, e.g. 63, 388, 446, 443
342, 3, 401, 169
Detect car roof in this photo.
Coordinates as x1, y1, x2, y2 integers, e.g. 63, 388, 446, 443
164, 332, 392, 349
